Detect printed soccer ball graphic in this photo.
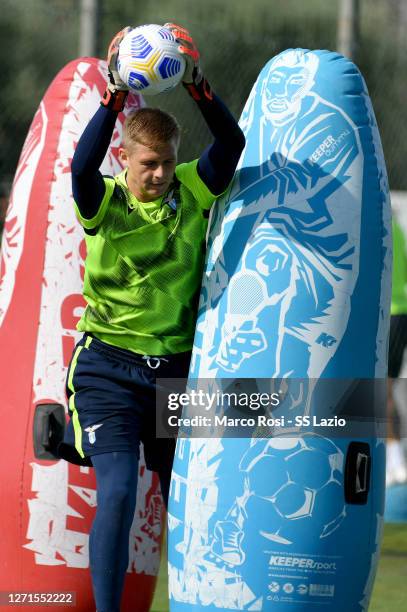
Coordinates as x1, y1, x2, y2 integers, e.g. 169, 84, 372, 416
118, 24, 186, 95
210, 436, 346, 566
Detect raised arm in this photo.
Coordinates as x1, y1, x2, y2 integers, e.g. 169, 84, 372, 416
71, 28, 131, 220
166, 23, 245, 196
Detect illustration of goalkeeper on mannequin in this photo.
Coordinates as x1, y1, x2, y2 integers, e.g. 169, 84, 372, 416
181, 49, 369, 594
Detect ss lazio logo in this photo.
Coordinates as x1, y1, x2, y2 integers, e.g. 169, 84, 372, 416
84, 423, 103, 444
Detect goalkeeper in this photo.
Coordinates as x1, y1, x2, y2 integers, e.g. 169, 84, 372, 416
58, 24, 245, 612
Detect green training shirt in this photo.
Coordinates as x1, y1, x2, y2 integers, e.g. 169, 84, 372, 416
74, 160, 216, 355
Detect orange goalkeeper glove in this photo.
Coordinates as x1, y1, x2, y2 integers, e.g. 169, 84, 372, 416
101, 26, 132, 111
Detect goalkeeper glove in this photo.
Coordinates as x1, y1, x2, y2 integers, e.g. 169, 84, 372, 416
101, 26, 132, 111
164, 22, 212, 101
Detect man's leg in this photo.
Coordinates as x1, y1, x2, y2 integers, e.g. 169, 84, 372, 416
90, 451, 139, 612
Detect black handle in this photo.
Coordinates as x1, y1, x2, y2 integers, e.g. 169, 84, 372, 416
344, 441, 371, 505
33, 403, 66, 460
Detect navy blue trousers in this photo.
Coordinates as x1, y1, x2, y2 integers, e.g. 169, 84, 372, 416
59, 334, 191, 612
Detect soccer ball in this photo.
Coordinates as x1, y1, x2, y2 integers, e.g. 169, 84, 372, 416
207, 436, 347, 570
241, 436, 347, 546
117, 24, 186, 96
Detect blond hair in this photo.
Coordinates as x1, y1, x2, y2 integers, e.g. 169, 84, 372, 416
123, 107, 181, 150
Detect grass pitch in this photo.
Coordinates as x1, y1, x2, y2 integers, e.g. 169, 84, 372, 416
150, 524, 407, 611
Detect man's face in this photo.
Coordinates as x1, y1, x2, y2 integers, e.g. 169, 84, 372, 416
262, 66, 310, 126
119, 137, 179, 202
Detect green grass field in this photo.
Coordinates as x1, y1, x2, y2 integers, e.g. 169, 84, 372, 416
150, 524, 407, 611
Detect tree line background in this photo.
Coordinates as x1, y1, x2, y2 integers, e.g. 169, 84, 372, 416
1, 0, 406, 228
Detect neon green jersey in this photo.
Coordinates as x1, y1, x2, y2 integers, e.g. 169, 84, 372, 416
75, 160, 216, 355
391, 219, 407, 315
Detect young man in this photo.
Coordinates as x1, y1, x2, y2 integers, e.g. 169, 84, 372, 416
57, 24, 245, 612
